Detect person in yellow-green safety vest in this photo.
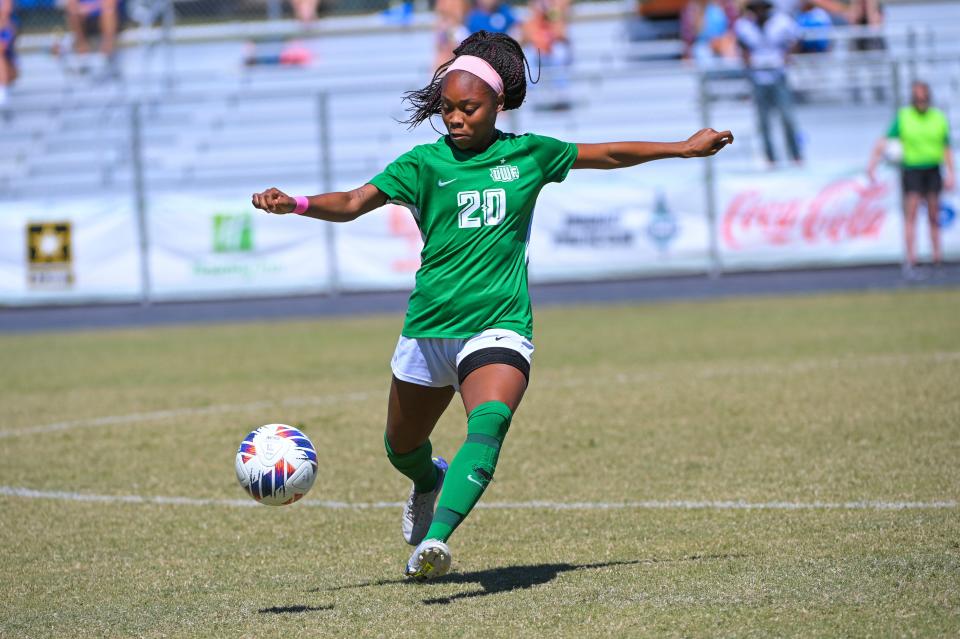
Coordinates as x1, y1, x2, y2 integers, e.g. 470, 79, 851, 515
868, 81, 955, 279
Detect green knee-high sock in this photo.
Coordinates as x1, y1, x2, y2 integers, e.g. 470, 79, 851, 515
384, 433, 438, 493
426, 401, 512, 543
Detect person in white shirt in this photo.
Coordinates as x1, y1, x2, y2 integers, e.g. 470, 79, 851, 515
735, 0, 803, 166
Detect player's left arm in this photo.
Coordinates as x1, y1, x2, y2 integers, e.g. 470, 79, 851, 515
572, 128, 733, 170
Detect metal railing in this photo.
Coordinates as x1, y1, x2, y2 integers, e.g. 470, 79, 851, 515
4, 44, 956, 191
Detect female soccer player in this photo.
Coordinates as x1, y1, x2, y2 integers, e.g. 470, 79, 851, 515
252, 31, 732, 581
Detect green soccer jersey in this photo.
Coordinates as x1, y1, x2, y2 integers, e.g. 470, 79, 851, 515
368, 130, 579, 339
887, 106, 951, 168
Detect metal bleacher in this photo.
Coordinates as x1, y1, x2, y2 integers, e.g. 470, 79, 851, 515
0, 7, 708, 199
2, 1, 959, 202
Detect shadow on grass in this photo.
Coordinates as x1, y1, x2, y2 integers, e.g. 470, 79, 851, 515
421, 560, 637, 605
258, 604, 334, 614
320, 553, 746, 605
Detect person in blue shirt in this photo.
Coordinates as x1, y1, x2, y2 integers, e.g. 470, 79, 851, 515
681, 0, 738, 66
466, 0, 517, 36
796, 0, 832, 53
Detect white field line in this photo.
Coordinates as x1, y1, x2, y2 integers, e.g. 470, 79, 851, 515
2, 350, 958, 439
560, 350, 960, 388
0, 391, 374, 439
0, 486, 955, 511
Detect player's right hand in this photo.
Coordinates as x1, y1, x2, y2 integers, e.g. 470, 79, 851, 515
252, 188, 295, 214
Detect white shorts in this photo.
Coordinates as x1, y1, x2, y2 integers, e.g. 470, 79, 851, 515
390, 328, 535, 390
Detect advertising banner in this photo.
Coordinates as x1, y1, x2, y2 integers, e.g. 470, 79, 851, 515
529, 170, 713, 282
715, 164, 960, 268
147, 192, 332, 299
334, 203, 421, 291
5, 167, 956, 306
0, 197, 141, 305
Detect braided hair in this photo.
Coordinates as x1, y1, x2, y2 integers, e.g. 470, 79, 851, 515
401, 31, 535, 129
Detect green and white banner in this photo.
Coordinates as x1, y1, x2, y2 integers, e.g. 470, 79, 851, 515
147, 192, 332, 300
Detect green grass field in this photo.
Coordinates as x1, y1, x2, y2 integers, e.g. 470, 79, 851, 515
1, 289, 959, 638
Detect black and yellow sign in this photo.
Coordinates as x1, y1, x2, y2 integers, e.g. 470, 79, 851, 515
26, 221, 74, 288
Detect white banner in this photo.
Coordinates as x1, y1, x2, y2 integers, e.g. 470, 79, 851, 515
4, 167, 955, 306
0, 197, 141, 305
529, 170, 712, 281
335, 204, 421, 291
147, 192, 332, 300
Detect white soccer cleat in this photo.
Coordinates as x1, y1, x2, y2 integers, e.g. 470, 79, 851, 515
405, 539, 452, 582
402, 457, 447, 546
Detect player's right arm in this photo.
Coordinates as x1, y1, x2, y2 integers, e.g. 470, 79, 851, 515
867, 114, 900, 183
866, 138, 887, 183
251, 184, 388, 222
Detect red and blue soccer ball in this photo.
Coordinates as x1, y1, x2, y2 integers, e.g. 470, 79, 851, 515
235, 424, 318, 506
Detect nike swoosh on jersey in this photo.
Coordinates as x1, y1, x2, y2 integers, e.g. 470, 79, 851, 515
438, 178, 457, 187
467, 475, 485, 487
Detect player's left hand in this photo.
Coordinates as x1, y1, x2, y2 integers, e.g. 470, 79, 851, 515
683, 128, 734, 158
944, 173, 956, 192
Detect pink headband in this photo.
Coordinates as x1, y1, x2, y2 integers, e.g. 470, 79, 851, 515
444, 55, 504, 97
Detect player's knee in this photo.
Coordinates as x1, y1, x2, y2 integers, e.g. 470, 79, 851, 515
467, 400, 513, 440
384, 430, 410, 457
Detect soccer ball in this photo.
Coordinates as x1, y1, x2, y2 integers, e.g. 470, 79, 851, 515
883, 139, 903, 165
235, 424, 318, 506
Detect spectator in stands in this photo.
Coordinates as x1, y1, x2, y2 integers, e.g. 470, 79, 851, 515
770, 0, 798, 14
382, 0, 414, 26
465, 0, 517, 37
625, 0, 685, 43
795, 0, 832, 53
65, 0, 124, 76
0, 0, 17, 108
290, 0, 321, 26
847, 0, 883, 51
735, 0, 803, 166
867, 81, 954, 278
521, 0, 572, 109
680, 0, 738, 66
847, 0, 884, 101
434, 0, 469, 71
522, 0, 570, 56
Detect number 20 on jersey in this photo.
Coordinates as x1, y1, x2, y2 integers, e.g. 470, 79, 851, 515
457, 189, 507, 229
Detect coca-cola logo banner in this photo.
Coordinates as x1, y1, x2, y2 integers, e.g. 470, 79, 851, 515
723, 178, 889, 249
718, 169, 908, 266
